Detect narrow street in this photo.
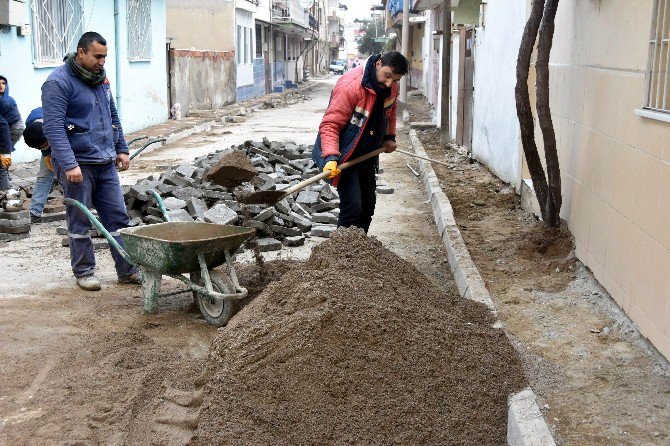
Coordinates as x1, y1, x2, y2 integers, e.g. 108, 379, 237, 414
0, 78, 460, 444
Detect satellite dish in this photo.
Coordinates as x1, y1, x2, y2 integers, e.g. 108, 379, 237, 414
298, 0, 313, 9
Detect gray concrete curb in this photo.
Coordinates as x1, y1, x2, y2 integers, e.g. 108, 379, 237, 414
408, 129, 556, 446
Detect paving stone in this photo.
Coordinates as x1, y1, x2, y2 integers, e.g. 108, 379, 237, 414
296, 190, 319, 206
313, 200, 340, 212
41, 212, 66, 223
163, 172, 194, 187
311, 224, 337, 237
162, 197, 187, 210
172, 187, 204, 200
290, 213, 312, 232
312, 212, 338, 224
144, 215, 164, 225
203, 190, 233, 200
291, 203, 311, 219
128, 217, 143, 227
275, 199, 291, 215
43, 203, 66, 214
204, 204, 238, 225
244, 220, 272, 235
283, 235, 305, 247
186, 197, 208, 220
253, 207, 275, 222
270, 225, 302, 237
166, 209, 194, 222
0, 219, 31, 233
255, 237, 282, 252
156, 183, 177, 195
0, 210, 29, 220
56, 226, 68, 235
376, 185, 395, 194
175, 164, 197, 178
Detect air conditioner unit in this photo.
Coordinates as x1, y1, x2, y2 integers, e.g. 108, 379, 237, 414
0, 0, 26, 27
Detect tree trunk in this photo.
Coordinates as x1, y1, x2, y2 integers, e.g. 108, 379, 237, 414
535, 0, 561, 228
515, 0, 549, 221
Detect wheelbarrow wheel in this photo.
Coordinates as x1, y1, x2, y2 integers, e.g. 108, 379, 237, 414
191, 271, 237, 327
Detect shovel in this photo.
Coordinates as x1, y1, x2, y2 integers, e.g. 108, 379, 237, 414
238, 146, 450, 205
239, 147, 387, 205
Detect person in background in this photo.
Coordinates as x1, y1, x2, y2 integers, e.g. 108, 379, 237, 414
22, 106, 56, 223
312, 51, 408, 233
0, 75, 24, 190
41, 31, 141, 291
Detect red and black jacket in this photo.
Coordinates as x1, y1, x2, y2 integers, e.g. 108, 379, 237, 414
312, 55, 399, 186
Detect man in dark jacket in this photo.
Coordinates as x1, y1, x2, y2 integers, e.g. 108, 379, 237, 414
42, 31, 140, 291
0, 75, 24, 190
312, 51, 408, 233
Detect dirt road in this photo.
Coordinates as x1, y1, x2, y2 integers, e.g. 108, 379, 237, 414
0, 79, 464, 444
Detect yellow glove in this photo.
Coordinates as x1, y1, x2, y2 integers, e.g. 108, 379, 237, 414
44, 155, 53, 171
323, 160, 341, 179
0, 154, 11, 169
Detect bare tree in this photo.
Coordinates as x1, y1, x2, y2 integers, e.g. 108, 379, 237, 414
515, 0, 562, 228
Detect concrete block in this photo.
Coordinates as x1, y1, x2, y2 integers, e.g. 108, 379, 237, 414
296, 190, 320, 205
166, 209, 194, 222
275, 199, 291, 215
409, 121, 437, 129
172, 187, 204, 201
162, 197, 187, 210
270, 225, 302, 237
244, 220, 272, 235
186, 197, 208, 220
203, 190, 233, 200
40, 211, 66, 223
206, 151, 257, 187
313, 200, 340, 212
175, 164, 197, 178
312, 212, 337, 224
291, 202, 311, 219
311, 225, 337, 237
256, 237, 282, 252
204, 204, 238, 225
56, 226, 68, 236
0, 210, 29, 220
283, 235, 305, 247
508, 389, 556, 446
144, 215, 164, 225
0, 232, 30, 242
253, 207, 275, 222
0, 219, 31, 233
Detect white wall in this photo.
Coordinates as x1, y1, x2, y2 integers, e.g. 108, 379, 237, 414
470, 0, 526, 186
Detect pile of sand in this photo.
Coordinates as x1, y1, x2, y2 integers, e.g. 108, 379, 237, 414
192, 228, 525, 445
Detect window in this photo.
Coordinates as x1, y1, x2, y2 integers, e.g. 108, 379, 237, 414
30, 0, 85, 66
236, 24, 253, 64
127, 0, 152, 60
255, 24, 263, 58
645, 0, 670, 112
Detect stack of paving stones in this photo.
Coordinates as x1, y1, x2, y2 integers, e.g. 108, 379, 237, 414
0, 189, 30, 241
121, 138, 350, 253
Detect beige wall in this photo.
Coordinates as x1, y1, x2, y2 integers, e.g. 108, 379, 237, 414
523, 0, 670, 358
166, 0, 235, 51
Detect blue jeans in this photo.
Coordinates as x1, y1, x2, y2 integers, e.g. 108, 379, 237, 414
336, 156, 377, 233
52, 158, 138, 279
29, 156, 56, 217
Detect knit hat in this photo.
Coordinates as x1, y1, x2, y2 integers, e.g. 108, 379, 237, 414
23, 121, 47, 149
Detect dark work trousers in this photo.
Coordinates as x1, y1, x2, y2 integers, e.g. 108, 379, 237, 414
53, 158, 138, 279
336, 156, 377, 233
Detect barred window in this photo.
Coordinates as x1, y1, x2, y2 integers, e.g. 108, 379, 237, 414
127, 0, 152, 61
645, 0, 670, 112
30, 0, 85, 66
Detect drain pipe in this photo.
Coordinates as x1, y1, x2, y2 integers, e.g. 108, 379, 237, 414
113, 0, 123, 118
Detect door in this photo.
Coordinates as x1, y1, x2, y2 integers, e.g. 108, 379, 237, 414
456, 26, 474, 151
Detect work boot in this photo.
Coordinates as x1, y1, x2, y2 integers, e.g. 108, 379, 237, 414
30, 214, 42, 224
76, 275, 102, 291
118, 271, 142, 285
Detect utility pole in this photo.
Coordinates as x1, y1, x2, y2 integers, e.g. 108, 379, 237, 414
399, 0, 410, 103
439, 1, 451, 145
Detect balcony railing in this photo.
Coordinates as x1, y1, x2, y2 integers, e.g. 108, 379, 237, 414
272, 0, 310, 29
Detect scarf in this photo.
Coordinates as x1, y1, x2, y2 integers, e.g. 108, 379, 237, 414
66, 53, 106, 87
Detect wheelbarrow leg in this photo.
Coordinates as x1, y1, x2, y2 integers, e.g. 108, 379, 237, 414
140, 266, 162, 314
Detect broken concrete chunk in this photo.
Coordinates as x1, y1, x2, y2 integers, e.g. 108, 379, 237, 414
204, 204, 238, 225
296, 190, 320, 206
253, 207, 275, 222
175, 164, 197, 178
376, 185, 395, 194
172, 187, 204, 201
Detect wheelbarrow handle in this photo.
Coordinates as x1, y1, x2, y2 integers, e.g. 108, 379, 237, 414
62, 198, 136, 266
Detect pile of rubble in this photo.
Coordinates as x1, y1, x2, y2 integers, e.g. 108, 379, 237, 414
122, 138, 351, 252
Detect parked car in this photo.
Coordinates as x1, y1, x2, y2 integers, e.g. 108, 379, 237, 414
329, 60, 347, 74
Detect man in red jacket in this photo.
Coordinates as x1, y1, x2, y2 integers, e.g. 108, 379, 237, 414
312, 51, 408, 233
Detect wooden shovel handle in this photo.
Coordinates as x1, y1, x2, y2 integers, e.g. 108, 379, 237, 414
281, 147, 387, 197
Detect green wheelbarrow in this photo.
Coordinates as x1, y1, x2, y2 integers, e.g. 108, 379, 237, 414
63, 190, 255, 326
